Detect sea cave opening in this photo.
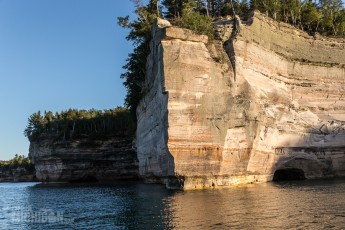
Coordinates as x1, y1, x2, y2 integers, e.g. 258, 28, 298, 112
273, 168, 306, 181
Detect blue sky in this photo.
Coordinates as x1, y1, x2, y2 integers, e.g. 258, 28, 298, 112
0, 0, 136, 160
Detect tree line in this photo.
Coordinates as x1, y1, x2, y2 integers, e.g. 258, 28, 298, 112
0, 154, 34, 173
251, 0, 344, 35
119, 0, 344, 120
162, 0, 345, 35
24, 107, 135, 141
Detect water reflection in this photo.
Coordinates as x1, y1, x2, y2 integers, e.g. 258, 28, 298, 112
0, 179, 345, 229
23, 183, 175, 229
165, 180, 345, 229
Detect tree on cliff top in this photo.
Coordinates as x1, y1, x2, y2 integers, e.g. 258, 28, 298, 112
24, 107, 134, 141
0, 154, 34, 174
24, 111, 44, 141
174, 0, 214, 39
118, 0, 160, 120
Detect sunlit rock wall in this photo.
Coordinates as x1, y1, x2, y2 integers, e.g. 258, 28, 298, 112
136, 12, 345, 189
235, 13, 345, 183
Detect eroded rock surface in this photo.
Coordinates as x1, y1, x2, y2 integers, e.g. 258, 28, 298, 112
29, 137, 138, 182
136, 12, 345, 189
0, 167, 36, 182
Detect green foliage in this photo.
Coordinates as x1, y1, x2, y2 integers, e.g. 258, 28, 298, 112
255, 0, 345, 35
335, 9, 345, 34
24, 111, 44, 141
24, 107, 135, 141
288, 0, 302, 25
162, 0, 188, 19
0, 154, 35, 173
162, 0, 345, 36
301, 1, 322, 33
118, 0, 159, 119
174, 0, 215, 41
318, 0, 344, 35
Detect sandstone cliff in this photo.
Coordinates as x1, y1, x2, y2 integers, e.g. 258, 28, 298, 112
136, 12, 345, 189
0, 167, 37, 182
29, 137, 138, 182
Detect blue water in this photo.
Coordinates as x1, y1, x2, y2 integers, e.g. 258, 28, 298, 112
0, 179, 345, 229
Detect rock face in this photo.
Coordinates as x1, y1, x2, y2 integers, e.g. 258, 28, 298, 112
0, 167, 37, 182
136, 12, 345, 189
29, 137, 138, 182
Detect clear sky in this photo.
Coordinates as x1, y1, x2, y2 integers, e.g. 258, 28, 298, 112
0, 0, 136, 160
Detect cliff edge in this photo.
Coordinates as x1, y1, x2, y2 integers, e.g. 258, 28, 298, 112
136, 12, 345, 189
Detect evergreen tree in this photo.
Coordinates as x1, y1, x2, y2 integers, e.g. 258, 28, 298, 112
0, 154, 34, 173
174, 0, 214, 39
24, 107, 135, 141
319, 0, 343, 35
301, 0, 322, 33
118, 0, 159, 119
24, 111, 44, 141
240, 0, 251, 17
334, 8, 345, 35
162, 0, 187, 19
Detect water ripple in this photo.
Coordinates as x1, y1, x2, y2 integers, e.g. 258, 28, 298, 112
0, 180, 344, 229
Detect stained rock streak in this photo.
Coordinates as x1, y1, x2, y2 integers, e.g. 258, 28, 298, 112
136, 12, 345, 189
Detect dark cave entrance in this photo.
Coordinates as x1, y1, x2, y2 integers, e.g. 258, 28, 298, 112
273, 168, 306, 181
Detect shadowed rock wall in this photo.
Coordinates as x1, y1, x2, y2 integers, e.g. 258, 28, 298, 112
29, 137, 138, 182
0, 167, 37, 182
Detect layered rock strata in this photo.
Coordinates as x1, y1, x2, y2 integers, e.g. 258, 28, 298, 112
29, 137, 138, 182
136, 12, 345, 189
0, 167, 37, 182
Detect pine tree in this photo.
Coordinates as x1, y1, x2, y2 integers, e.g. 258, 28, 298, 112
301, 0, 322, 34
334, 8, 345, 35
24, 111, 44, 140
118, 0, 160, 119
319, 0, 343, 35
175, 0, 214, 39
162, 0, 187, 19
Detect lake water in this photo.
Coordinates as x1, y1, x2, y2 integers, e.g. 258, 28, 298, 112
0, 179, 344, 229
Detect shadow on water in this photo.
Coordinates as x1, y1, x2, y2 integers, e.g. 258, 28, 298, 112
21, 182, 178, 230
